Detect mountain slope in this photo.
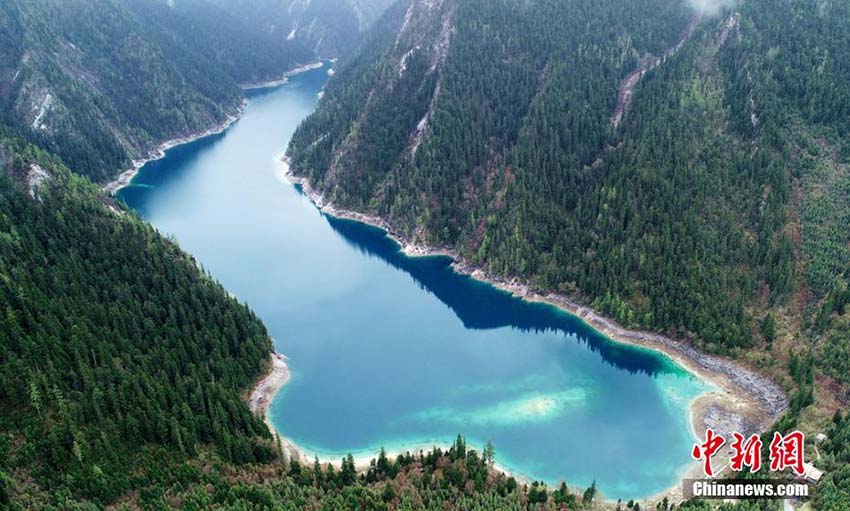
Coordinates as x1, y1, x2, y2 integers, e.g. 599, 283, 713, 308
208, 0, 396, 59
0, 132, 277, 504
0, 136, 555, 510
0, 135, 837, 510
0, 136, 667, 506
0, 0, 310, 183
287, 0, 850, 367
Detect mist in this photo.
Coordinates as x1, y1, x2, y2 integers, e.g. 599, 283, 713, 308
687, 0, 736, 16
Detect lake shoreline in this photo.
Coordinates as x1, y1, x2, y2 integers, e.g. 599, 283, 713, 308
247, 350, 307, 466
103, 61, 325, 196
241, 61, 325, 90
103, 104, 246, 195
278, 157, 788, 505
248, 350, 537, 487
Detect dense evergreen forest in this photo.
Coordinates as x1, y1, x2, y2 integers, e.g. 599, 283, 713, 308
287, 0, 850, 374
287, 0, 850, 507
0, 133, 277, 505
0, 0, 848, 509
3, 134, 795, 508
205, 0, 395, 59
0, 0, 312, 182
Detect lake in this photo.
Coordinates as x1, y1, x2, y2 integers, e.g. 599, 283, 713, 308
118, 62, 709, 500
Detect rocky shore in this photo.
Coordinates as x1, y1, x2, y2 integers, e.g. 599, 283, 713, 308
240, 61, 324, 90
103, 103, 246, 195
247, 351, 306, 465
103, 61, 326, 196
280, 156, 789, 504
247, 349, 533, 482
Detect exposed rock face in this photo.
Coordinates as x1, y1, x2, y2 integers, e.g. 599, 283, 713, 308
223, 0, 395, 59
394, 0, 454, 61
611, 14, 702, 127
287, 0, 455, 204
29, 91, 53, 132
286, 0, 825, 384
0, 0, 304, 182
26, 163, 50, 200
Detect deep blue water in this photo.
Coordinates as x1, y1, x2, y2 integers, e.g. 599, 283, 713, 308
118, 63, 709, 500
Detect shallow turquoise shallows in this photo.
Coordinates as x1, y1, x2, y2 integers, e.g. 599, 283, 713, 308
119, 63, 710, 500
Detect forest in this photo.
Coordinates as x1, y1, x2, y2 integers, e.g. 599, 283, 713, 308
0, 0, 848, 509
0, 133, 274, 505
0, 121, 812, 511
0, 0, 312, 182
287, 0, 850, 381
201, 0, 395, 59
286, 0, 850, 508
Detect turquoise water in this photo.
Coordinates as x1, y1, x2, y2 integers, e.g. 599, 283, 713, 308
118, 63, 710, 500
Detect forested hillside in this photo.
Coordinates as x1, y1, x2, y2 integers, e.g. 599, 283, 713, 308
0, 133, 275, 505
2, 132, 783, 507
0, 0, 311, 183
287, 0, 850, 377
208, 0, 395, 59
1, 0, 848, 508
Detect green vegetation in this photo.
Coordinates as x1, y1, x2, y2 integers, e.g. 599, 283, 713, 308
288, 0, 850, 362
815, 265, 850, 386
0, 128, 794, 509
0, 133, 605, 510
0, 134, 274, 504
679, 499, 778, 511
796, 134, 850, 296
2, 432, 609, 511
0, 0, 311, 182
1, 0, 849, 509
205, 0, 394, 59
287, 2, 850, 507
815, 411, 850, 511
680, 355, 817, 511
289, 0, 762, 354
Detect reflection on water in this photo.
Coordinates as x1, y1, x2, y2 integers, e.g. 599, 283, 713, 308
118, 63, 708, 500
322, 214, 672, 377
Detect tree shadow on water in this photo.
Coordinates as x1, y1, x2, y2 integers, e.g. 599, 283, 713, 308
322, 213, 678, 378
